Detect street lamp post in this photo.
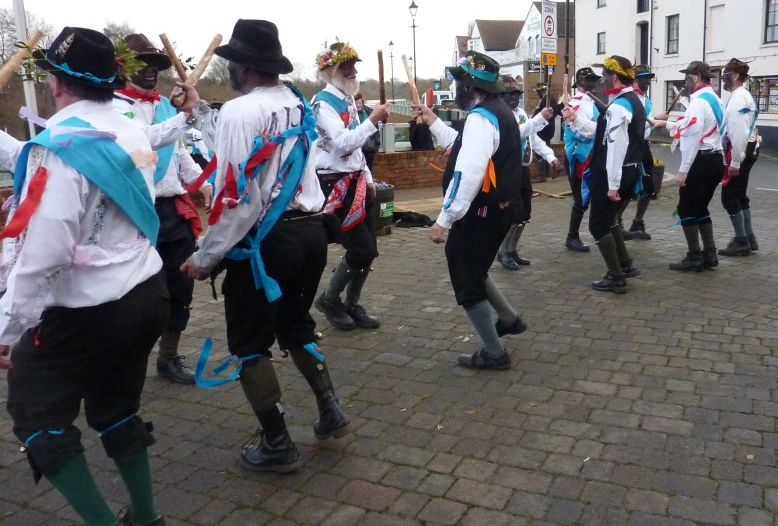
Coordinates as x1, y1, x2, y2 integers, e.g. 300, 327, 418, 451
389, 40, 395, 102
409, 1, 418, 85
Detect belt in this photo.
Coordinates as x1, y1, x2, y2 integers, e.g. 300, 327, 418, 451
280, 210, 323, 221
699, 150, 722, 156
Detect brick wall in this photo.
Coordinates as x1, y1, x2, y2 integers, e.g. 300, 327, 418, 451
371, 150, 449, 189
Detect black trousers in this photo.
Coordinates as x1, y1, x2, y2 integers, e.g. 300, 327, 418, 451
512, 166, 533, 224
589, 166, 639, 241
222, 216, 327, 358
155, 197, 196, 333
678, 152, 725, 226
721, 142, 759, 215
7, 273, 169, 481
319, 173, 379, 271
446, 202, 513, 308
564, 156, 586, 211
641, 141, 656, 196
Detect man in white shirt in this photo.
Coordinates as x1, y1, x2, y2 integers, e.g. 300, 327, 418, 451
717, 58, 760, 256
311, 42, 390, 331
413, 51, 527, 370
563, 56, 646, 294
113, 34, 210, 384
654, 61, 725, 272
180, 19, 350, 474
1, 27, 167, 526
496, 75, 555, 270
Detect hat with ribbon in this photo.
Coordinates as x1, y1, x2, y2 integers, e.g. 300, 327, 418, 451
679, 61, 713, 78
124, 34, 172, 71
536, 82, 548, 91
717, 57, 750, 77
576, 67, 602, 82
634, 64, 655, 79
316, 40, 361, 71
594, 55, 636, 80
449, 50, 504, 94
31, 27, 130, 90
500, 75, 523, 93
214, 20, 294, 75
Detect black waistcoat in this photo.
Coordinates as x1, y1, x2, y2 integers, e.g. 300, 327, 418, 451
441, 97, 523, 209
591, 90, 647, 173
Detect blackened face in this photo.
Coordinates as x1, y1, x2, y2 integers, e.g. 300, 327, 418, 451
501, 91, 520, 109
131, 64, 159, 90
455, 82, 473, 110
684, 74, 697, 94
722, 68, 735, 92
636, 77, 651, 92
578, 78, 598, 93
228, 61, 243, 92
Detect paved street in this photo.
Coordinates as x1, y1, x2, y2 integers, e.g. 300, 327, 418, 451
2, 183, 778, 526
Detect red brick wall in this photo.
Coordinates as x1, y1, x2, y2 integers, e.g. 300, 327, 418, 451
371, 150, 450, 189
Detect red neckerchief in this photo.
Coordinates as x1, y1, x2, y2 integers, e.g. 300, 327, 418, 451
603, 86, 629, 96
693, 83, 712, 94
633, 88, 645, 96
117, 87, 161, 103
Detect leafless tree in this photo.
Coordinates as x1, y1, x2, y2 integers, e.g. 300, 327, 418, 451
102, 21, 136, 42
285, 62, 310, 84
467, 20, 476, 38
0, 8, 55, 64
205, 56, 231, 85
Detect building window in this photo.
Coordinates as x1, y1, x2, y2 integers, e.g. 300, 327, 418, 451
667, 15, 680, 54
751, 76, 778, 113
597, 32, 606, 54
767, 0, 778, 43
637, 0, 649, 13
665, 80, 685, 111
597, 0, 606, 6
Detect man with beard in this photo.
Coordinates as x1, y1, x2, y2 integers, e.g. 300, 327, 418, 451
563, 56, 645, 293
717, 58, 760, 256
412, 51, 526, 370
1, 27, 168, 526
113, 34, 211, 384
496, 75, 556, 270
311, 42, 390, 331
562, 67, 601, 253
654, 62, 725, 271
532, 83, 559, 182
621, 65, 657, 241
179, 20, 350, 473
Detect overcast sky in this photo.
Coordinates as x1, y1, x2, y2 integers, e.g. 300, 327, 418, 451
19, 0, 534, 81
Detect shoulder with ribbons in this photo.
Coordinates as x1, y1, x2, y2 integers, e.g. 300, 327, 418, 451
468, 106, 499, 129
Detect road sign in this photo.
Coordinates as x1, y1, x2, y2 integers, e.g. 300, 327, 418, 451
528, 63, 541, 73
433, 80, 441, 90
541, 53, 557, 66
541, 0, 558, 57
444, 67, 455, 81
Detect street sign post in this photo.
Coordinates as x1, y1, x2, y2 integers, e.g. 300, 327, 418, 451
541, 53, 557, 66
540, 0, 558, 55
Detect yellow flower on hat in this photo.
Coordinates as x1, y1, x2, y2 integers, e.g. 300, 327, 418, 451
316, 40, 360, 70
603, 57, 635, 79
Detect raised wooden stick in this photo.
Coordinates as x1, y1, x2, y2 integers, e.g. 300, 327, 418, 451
159, 33, 188, 82
0, 31, 43, 91
401, 55, 422, 123
377, 50, 386, 105
172, 34, 223, 107
561, 73, 570, 108
669, 86, 684, 110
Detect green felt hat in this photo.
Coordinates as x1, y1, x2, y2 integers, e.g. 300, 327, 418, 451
449, 50, 505, 94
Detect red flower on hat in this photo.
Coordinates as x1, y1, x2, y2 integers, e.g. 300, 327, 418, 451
340, 112, 350, 127
116, 57, 124, 68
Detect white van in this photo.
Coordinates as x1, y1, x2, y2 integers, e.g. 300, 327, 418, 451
421, 90, 455, 107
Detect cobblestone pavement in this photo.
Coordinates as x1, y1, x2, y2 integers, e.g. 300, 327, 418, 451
3, 184, 778, 526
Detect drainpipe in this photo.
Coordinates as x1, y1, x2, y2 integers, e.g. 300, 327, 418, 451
649, 0, 654, 70
702, 0, 708, 61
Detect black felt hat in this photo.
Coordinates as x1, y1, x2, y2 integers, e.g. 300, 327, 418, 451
449, 51, 505, 94
33, 27, 126, 90
680, 61, 713, 78
500, 75, 523, 93
214, 19, 293, 75
124, 34, 172, 71
634, 64, 655, 79
576, 67, 601, 82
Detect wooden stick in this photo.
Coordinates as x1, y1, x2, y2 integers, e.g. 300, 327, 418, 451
561, 73, 570, 108
377, 50, 386, 105
0, 31, 43, 91
401, 55, 422, 123
533, 189, 565, 199
669, 86, 684, 110
586, 90, 608, 111
159, 33, 188, 82
172, 34, 223, 107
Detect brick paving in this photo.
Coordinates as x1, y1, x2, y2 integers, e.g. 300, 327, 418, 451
3, 183, 778, 525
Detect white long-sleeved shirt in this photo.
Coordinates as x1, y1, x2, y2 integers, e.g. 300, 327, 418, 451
514, 107, 555, 164
666, 86, 724, 173
312, 84, 376, 184
636, 92, 653, 140
429, 114, 500, 229
566, 91, 598, 139
113, 94, 203, 198
0, 100, 163, 345
723, 86, 757, 168
0, 130, 23, 172
191, 85, 325, 272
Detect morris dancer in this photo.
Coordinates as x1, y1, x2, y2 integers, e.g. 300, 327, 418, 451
113, 34, 210, 384
717, 58, 760, 256
310, 42, 390, 331
412, 51, 526, 370
654, 61, 725, 271
180, 19, 350, 473
622, 64, 657, 241
562, 67, 601, 253
2, 28, 168, 526
563, 56, 646, 293
496, 75, 556, 270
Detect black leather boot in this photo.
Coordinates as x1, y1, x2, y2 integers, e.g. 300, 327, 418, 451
509, 251, 531, 266
623, 220, 651, 241
594, 234, 628, 293
458, 348, 511, 370
717, 236, 751, 257
314, 293, 355, 331
565, 207, 590, 252
621, 260, 641, 279
669, 252, 704, 272
241, 405, 302, 473
497, 252, 519, 270
592, 272, 627, 293
344, 268, 380, 329
302, 361, 350, 441
495, 316, 529, 337
565, 234, 590, 252
703, 249, 719, 269
748, 234, 759, 251
116, 508, 165, 526
156, 356, 195, 385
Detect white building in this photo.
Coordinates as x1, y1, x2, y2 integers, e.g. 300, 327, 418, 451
467, 20, 525, 77
576, 0, 778, 135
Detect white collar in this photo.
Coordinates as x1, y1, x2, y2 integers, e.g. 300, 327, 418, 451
690, 85, 715, 100
324, 83, 348, 100
47, 100, 114, 128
